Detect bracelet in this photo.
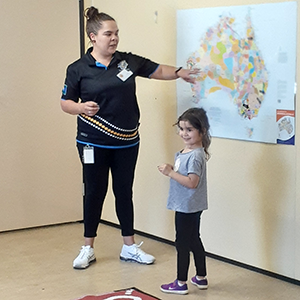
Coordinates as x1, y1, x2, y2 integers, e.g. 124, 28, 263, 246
175, 67, 182, 77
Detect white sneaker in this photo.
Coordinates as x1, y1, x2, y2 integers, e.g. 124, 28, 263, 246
120, 242, 155, 265
73, 245, 96, 269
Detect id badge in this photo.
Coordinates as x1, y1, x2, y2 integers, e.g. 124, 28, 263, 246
117, 69, 133, 81
83, 145, 94, 164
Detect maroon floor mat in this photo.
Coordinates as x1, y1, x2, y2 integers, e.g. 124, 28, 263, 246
74, 287, 161, 300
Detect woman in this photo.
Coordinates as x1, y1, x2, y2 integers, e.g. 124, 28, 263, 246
61, 6, 198, 269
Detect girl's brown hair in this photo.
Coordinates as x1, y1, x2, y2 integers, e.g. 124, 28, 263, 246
176, 107, 211, 160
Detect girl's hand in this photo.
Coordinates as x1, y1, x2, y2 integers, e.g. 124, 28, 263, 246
157, 163, 173, 176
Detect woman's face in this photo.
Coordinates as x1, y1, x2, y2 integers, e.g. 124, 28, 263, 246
91, 20, 119, 57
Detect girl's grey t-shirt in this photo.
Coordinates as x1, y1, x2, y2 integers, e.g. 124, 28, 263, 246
167, 147, 208, 213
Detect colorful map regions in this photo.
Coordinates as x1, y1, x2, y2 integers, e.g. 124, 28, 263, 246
187, 13, 268, 121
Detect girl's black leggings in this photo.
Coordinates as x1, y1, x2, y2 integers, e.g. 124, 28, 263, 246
175, 210, 207, 281
77, 143, 139, 238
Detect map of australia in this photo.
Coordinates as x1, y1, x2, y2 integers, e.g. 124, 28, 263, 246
177, 3, 296, 144
187, 13, 268, 120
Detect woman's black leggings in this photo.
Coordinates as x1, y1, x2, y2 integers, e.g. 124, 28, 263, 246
77, 143, 139, 238
175, 211, 207, 281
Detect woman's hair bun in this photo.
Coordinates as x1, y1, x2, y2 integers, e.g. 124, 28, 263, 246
85, 6, 99, 20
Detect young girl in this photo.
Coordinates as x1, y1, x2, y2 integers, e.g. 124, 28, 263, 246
158, 107, 211, 295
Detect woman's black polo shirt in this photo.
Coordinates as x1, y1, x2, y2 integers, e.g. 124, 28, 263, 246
61, 47, 159, 148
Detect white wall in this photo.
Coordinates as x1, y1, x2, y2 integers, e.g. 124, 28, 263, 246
0, 0, 82, 231
88, 0, 300, 280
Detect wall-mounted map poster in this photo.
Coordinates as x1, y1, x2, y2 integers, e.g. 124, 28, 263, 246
177, 2, 297, 144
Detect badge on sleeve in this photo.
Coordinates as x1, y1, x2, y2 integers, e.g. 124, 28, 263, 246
62, 84, 68, 95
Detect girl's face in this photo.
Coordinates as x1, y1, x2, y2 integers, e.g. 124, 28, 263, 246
178, 120, 203, 149
91, 20, 119, 57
